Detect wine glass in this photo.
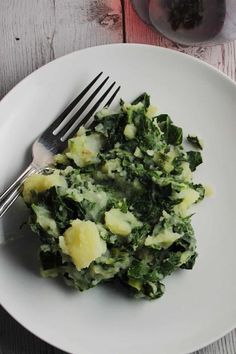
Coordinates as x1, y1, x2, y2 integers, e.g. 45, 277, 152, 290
131, 0, 236, 46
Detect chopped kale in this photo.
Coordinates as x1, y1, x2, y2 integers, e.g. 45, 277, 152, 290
187, 135, 203, 150
22, 93, 205, 300
131, 92, 150, 109
156, 115, 183, 145
187, 151, 203, 171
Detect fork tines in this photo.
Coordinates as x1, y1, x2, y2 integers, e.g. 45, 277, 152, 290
48, 73, 120, 142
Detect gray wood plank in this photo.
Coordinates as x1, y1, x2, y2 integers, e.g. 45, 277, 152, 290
0, 0, 123, 99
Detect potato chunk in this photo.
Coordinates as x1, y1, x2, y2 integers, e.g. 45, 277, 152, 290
59, 219, 107, 270
66, 133, 102, 167
105, 208, 142, 236
23, 173, 67, 203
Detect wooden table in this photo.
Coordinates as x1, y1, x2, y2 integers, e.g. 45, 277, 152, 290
0, 1, 235, 353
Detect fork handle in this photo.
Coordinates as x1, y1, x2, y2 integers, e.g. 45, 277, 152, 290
0, 164, 37, 218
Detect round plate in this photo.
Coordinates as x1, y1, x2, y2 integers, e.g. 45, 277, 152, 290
0, 44, 235, 354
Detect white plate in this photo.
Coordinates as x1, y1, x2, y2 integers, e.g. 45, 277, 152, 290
0, 44, 235, 354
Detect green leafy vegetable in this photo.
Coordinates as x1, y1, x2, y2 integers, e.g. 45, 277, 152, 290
187, 135, 203, 150
156, 114, 183, 145
187, 151, 203, 171
22, 93, 205, 300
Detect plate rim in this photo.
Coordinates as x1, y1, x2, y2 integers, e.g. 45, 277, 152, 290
1, 43, 236, 108
0, 43, 235, 354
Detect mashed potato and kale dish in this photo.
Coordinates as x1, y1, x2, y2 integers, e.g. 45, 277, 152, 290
22, 93, 205, 299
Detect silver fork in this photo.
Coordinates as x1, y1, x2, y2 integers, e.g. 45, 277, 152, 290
0, 73, 120, 218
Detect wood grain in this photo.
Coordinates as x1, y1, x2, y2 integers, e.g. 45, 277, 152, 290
0, 0, 122, 99
0, 0, 236, 353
